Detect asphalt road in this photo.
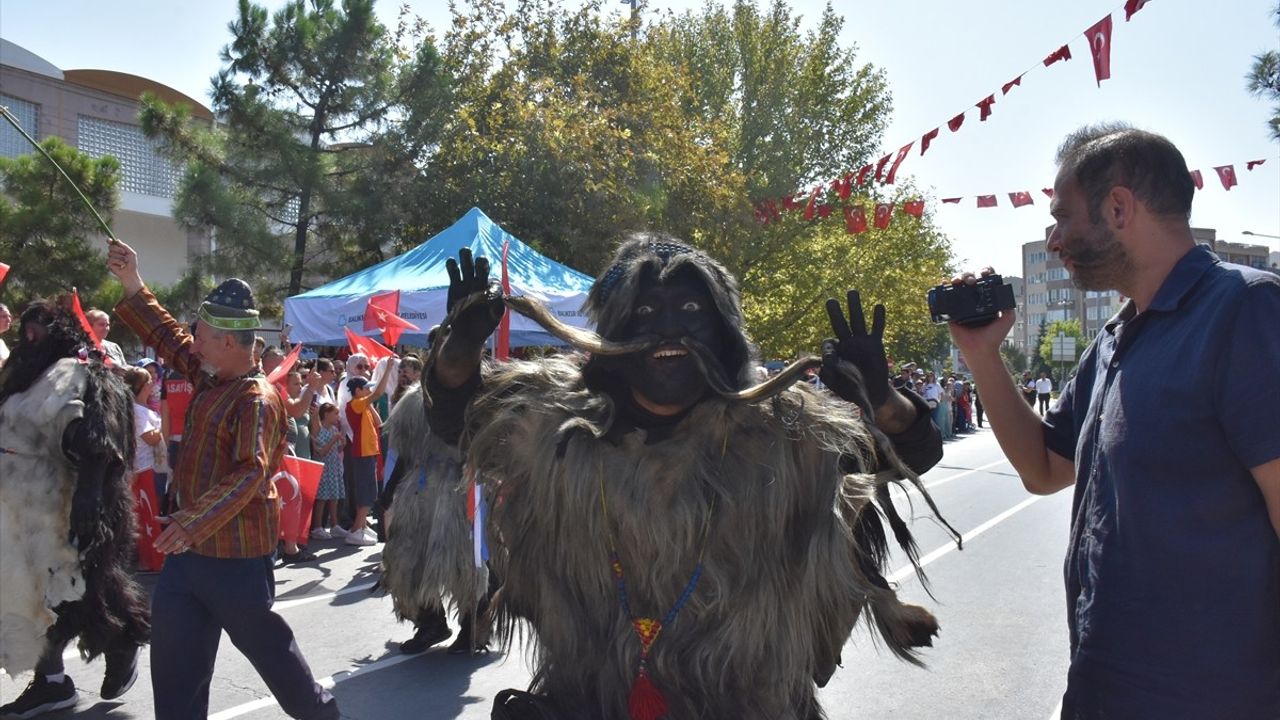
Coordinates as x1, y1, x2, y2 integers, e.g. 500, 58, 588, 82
1, 427, 1075, 720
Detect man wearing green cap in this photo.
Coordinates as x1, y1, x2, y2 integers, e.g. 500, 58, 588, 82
107, 240, 338, 720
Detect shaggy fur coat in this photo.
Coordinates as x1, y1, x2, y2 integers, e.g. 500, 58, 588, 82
0, 358, 147, 674
462, 356, 937, 720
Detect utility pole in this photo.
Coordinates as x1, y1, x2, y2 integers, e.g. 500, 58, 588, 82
623, 0, 638, 40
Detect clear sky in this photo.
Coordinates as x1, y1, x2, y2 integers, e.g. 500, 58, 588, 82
3, 0, 1277, 276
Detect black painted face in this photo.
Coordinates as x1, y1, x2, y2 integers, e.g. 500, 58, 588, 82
619, 270, 727, 409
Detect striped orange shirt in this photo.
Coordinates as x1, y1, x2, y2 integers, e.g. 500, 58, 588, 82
116, 289, 284, 558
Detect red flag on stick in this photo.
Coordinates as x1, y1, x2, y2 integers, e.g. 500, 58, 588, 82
1123, 0, 1149, 21
1084, 15, 1113, 86
902, 199, 925, 218
1213, 165, 1238, 191
884, 142, 914, 184
345, 327, 395, 362
843, 205, 868, 235
69, 289, 108, 365
1247, 159, 1267, 171
1044, 45, 1072, 67
947, 113, 965, 133
0, 261, 9, 284
874, 203, 895, 230
920, 128, 940, 155
1001, 75, 1023, 95
266, 342, 303, 385
976, 95, 996, 122
1189, 170, 1204, 190
942, 197, 962, 204
496, 239, 512, 360
1009, 191, 1035, 208
976, 195, 998, 208
363, 290, 419, 347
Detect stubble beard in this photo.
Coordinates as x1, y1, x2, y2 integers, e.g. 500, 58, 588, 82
1068, 224, 1134, 292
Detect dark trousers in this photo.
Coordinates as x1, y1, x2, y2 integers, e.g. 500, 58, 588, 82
150, 552, 336, 720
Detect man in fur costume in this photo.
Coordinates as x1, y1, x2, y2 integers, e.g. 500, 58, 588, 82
0, 300, 150, 718
425, 234, 954, 720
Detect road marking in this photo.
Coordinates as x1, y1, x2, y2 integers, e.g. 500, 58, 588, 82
887, 495, 1041, 583
920, 459, 1011, 490
208, 650, 422, 720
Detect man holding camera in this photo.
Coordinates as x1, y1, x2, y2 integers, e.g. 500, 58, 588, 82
949, 124, 1280, 718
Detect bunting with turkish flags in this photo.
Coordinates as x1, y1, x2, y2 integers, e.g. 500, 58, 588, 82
1190, 170, 1204, 190
1001, 75, 1023, 95
902, 199, 925, 218
921, 128, 939, 155
1247, 159, 1266, 171
1042, 188, 1055, 198
1044, 45, 1072, 67
976, 195, 998, 208
1124, 0, 1149, 22
873, 203, 894, 230
942, 197, 962, 204
947, 113, 965, 133
976, 95, 996, 122
803, 186, 822, 220
884, 142, 913, 184
344, 326, 395, 362
1084, 15, 1113, 86
856, 164, 874, 186
874, 154, 892, 183
1009, 191, 1034, 208
1213, 165, 1237, 190
843, 205, 868, 234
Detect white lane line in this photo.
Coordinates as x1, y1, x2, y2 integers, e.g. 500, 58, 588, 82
887, 495, 1041, 583
208, 650, 422, 720
920, 459, 1011, 490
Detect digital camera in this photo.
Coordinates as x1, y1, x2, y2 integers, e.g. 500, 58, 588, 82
927, 275, 1017, 327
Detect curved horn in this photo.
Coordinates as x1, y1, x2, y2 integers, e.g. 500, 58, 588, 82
501, 295, 657, 357
682, 336, 822, 404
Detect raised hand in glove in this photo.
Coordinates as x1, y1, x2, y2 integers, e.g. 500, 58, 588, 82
444, 248, 506, 346
819, 290, 891, 413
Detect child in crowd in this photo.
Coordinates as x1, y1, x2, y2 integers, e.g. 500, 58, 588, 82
124, 367, 165, 572
310, 403, 347, 540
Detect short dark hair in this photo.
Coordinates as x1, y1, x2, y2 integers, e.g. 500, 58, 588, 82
1056, 123, 1194, 222
315, 358, 334, 372
400, 354, 423, 372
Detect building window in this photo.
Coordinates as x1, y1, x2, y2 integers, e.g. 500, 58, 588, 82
76, 115, 182, 198
0, 94, 40, 159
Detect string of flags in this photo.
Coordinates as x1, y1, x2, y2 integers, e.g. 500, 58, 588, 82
755, 0, 1156, 229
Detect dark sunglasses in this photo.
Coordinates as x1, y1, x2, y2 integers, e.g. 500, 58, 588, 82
355, 364, 370, 371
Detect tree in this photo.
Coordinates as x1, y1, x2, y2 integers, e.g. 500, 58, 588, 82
1246, 3, 1280, 142
142, 0, 452, 302
999, 341, 1029, 376
0, 137, 118, 306
1038, 318, 1086, 385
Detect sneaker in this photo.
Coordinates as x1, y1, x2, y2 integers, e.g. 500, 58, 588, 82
328, 526, 349, 538
363, 526, 378, 542
0, 674, 78, 718
281, 550, 318, 565
101, 644, 141, 700
400, 625, 452, 655
309, 528, 331, 540
344, 531, 375, 547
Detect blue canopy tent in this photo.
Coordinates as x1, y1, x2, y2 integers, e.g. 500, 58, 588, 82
284, 208, 596, 347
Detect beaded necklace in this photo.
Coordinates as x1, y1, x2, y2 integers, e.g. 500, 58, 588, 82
599, 471, 715, 720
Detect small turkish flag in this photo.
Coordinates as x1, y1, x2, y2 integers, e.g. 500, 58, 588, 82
69, 289, 108, 365
947, 113, 965, 133
1247, 159, 1266, 171
0, 261, 9, 284
1123, 0, 1149, 21
1009, 191, 1034, 208
1043, 44, 1072, 67
843, 205, 868, 234
1042, 188, 1055, 198
976, 195, 998, 208
1084, 15, 1113, 86
856, 163, 874, 186
817, 204, 832, 219
874, 203, 894, 230
837, 173, 853, 199
921, 127, 940, 155
266, 343, 303, 385
903, 199, 925, 218
942, 197, 962, 204
1213, 165, 1237, 191
884, 141, 914, 184
1189, 170, 1203, 190
874, 153, 892, 183
345, 327, 395, 362
1002, 75, 1023, 95
364, 290, 419, 347
803, 185, 821, 221
976, 95, 996, 122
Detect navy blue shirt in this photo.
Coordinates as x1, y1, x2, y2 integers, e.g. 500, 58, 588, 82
1044, 245, 1280, 719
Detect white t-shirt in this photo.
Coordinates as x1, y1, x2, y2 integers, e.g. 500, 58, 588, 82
133, 403, 161, 473
1035, 377, 1053, 394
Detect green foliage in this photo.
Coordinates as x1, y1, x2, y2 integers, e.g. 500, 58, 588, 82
141, 0, 452, 303
999, 341, 1029, 376
0, 137, 118, 307
1038, 319, 1086, 383
1246, 3, 1280, 141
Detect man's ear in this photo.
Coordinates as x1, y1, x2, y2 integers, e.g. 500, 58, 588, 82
1106, 186, 1137, 230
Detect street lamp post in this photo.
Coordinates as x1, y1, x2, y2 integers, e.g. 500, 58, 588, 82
1242, 230, 1280, 240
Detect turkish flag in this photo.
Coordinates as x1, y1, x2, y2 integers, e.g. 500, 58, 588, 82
345, 326, 395, 362
921, 127, 940, 155
803, 185, 821, 220
874, 153, 892, 183
363, 290, 419, 346
884, 141, 914, 184
1043, 45, 1072, 67
1009, 191, 1034, 208
1247, 159, 1267, 171
69, 289, 108, 365
273, 456, 323, 546
783, 194, 801, 212
1189, 170, 1203, 190
0, 261, 8, 284
874, 203, 894, 230
1084, 15, 1113, 86
976, 195, 998, 208
976, 95, 996, 122
856, 163, 874, 186
1002, 75, 1023, 95
495, 239, 512, 360
843, 205, 868, 234
817, 204, 832, 219
1042, 188, 1055, 198
266, 342, 303, 386
942, 197, 962, 204
837, 173, 853, 199
947, 113, 965, 133
1214, 165, 1238, 191
903, 199, 925, 218
1124, 0, 1149, 21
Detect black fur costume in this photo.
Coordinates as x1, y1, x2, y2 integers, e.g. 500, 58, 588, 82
0, 301, 149, 675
